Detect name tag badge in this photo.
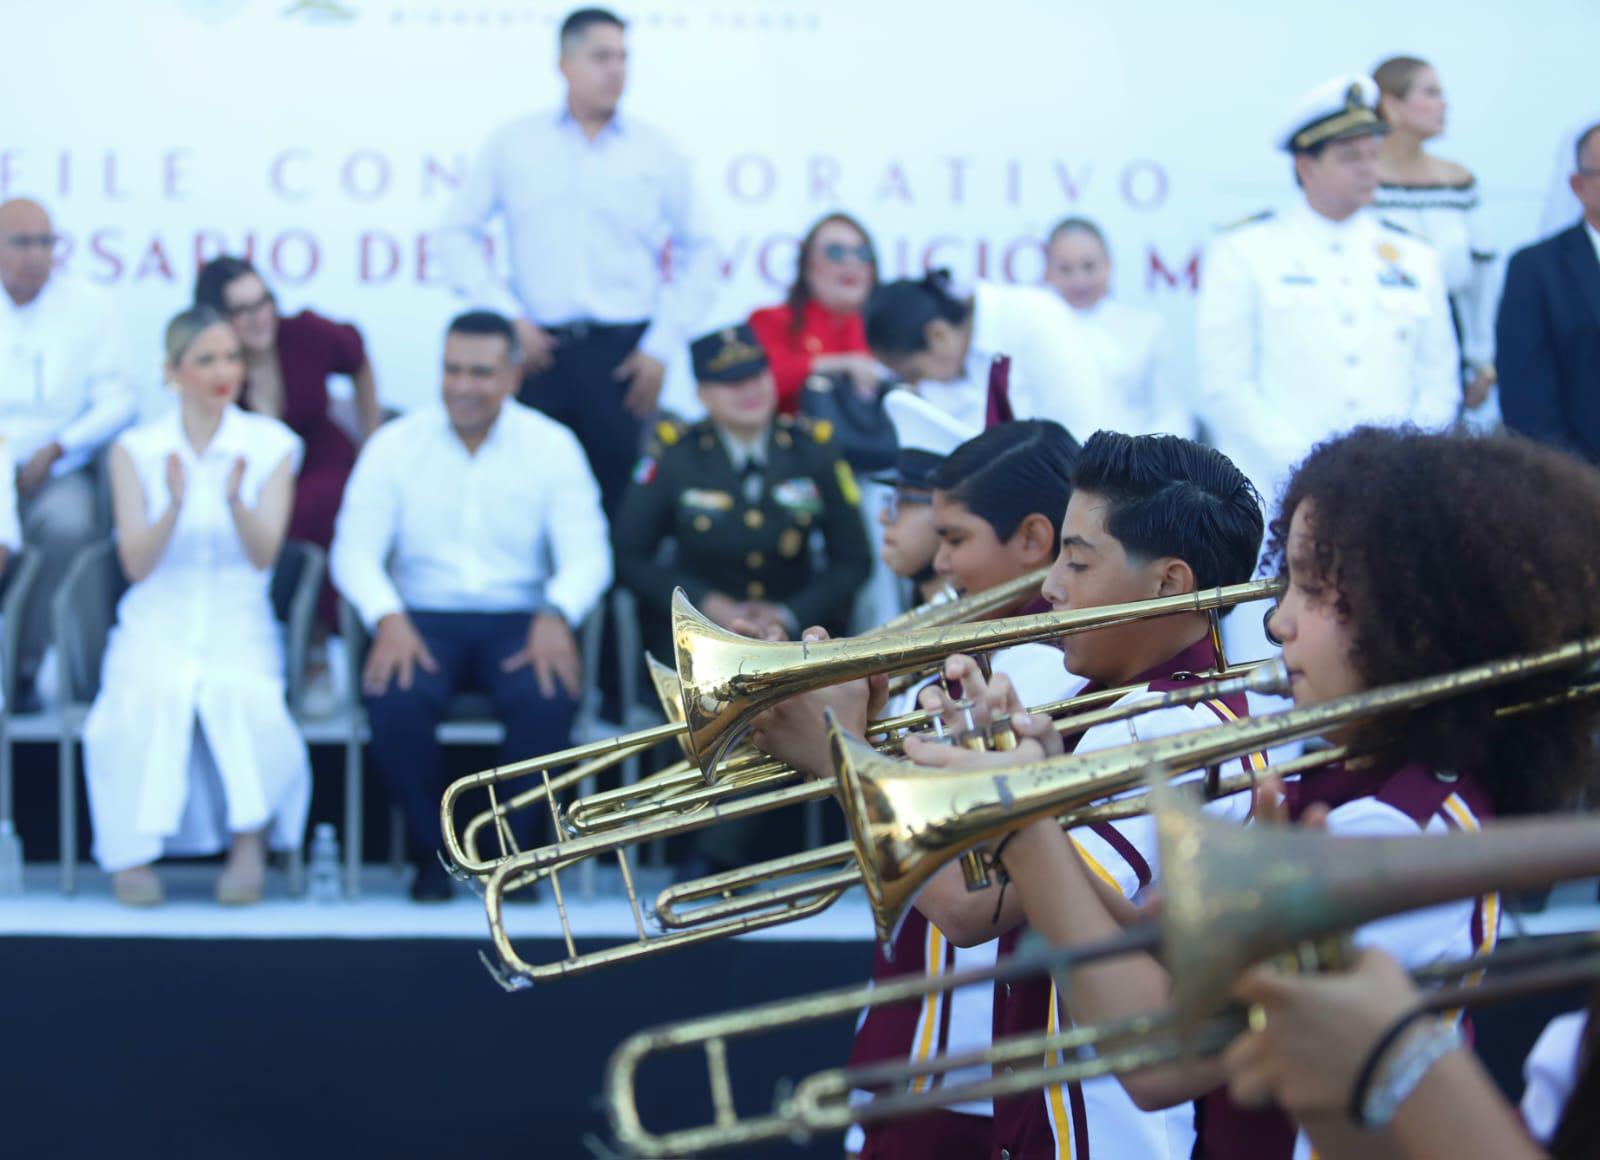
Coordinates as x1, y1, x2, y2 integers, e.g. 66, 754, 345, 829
681, 488, 735, 513
773, 477, 822, 515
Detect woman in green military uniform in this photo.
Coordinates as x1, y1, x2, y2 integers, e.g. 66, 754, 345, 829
612, 323, 873, 666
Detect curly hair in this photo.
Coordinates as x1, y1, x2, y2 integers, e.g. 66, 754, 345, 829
1264, 427, 1600, 816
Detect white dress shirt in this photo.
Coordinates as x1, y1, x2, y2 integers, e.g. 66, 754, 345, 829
1196, 200, 1460, 505
438, 108, 718, 366
331, 399, 612, 630
1588, 219, 1600, 266
911, 281, 1121, 441
0, 274, 134, 474
1073, 297, 1192, 437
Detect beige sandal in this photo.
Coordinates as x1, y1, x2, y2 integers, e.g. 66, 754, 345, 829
215, 864, 264, 906
112, 866, 164, 907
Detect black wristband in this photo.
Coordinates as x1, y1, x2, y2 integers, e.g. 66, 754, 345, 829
1346, 1005, 1431, 1124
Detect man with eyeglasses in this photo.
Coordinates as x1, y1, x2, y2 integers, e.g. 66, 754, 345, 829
1499, 122, 1600, 465
0, 198, 134, 708
438, 6, 717, 518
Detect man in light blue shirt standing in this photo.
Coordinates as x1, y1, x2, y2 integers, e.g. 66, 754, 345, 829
439, 6, 718, 516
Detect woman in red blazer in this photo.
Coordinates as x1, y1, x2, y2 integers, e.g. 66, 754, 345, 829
748, 212, 884, 413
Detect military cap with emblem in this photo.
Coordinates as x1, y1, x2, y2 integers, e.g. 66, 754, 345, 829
692, 323, 769, 384
1280, 74, 1385, 153
869, 389, 980, 488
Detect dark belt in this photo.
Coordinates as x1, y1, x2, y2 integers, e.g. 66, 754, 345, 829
543, 319, 648, 343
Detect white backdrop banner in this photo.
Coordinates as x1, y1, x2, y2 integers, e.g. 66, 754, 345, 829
2, 0, 1591, 413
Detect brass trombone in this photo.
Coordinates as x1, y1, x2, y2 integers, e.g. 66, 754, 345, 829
601, 795, 1600, 1156
830, 633, 1600, 944
473, 592, 1286, 979
644, 660, 1287, 931
474, 663, 1288, 986
440, 570, 1049, 877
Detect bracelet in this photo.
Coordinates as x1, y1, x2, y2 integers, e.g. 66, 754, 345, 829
1349, 1012, 1463, 1129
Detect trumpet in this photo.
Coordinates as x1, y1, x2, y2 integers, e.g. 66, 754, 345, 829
476, 660, 1286, 986
441, 570, 1050, 876
602, 795, 1600, 1156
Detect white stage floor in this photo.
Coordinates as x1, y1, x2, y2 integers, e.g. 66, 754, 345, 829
0, 862, 880, 941
1, 864, 1596, 944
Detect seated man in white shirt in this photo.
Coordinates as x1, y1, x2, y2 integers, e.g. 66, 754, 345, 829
331, 311, 612, 901
0, 198, 135, 706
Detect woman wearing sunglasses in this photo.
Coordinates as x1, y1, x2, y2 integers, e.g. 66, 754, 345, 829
747, 213, 885, 414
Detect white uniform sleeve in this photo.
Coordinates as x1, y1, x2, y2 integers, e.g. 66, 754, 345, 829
1460, 206, 1500, 370
1325, 798, 1477, 970
1067, 699, 1255, 900
1521, 1010, 1587, 1143
437, 126, 525, 319
540, 424, 613, 626
1407, 245, 1465, 428
1195, 231, 1315, 497
329, 426, 407, 630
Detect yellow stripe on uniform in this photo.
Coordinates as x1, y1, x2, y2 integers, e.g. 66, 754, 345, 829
910, 923, 947, 1093
1070, 837, 1122, 892
1044, 981, 1074, 1159
1203, 698, 1268, 770
1442, 793, 1500, 959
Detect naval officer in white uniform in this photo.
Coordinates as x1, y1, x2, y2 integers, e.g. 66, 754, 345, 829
1197, 74, 1460, 661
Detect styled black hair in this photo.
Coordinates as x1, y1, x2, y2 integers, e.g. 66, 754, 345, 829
1071, 432, 1263, 599
864, 269, 970, 357
193, 256, 261, 313
446, 310, 520, 363
1577, 122, 1600, 170
1045, 216, 1108, 252
932, 420, 1082, 542
560, 6, 624, 49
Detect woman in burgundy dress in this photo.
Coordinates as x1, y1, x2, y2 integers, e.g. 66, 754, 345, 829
747, 212, 884, 414
195, 257, 382, 708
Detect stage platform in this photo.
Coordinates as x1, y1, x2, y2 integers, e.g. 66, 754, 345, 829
3, 866, 1597, 1159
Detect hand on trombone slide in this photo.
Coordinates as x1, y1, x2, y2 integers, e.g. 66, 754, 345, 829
746, 624, 887, 781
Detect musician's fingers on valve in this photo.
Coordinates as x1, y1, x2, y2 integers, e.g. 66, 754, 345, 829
1221, 948, 1425, 1116
901, 728, 1047, 770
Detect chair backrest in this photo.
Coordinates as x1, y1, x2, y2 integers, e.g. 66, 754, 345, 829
274, 541, 325, 712
0, 549, 41, 706
52, 539, 326, 709
52, 541, 128, 707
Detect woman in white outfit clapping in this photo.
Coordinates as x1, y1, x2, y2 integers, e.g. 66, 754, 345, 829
87, 307, 309, 907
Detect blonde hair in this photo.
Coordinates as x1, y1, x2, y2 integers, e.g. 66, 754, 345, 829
164, 305, 231, 365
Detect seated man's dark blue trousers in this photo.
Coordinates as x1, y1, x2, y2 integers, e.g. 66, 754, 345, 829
365, 610, 578, 867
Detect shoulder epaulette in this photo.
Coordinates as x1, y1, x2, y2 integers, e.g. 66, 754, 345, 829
1220, 209, 1274, 232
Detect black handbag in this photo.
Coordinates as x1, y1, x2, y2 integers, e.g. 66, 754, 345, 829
797, 372, 899, 473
